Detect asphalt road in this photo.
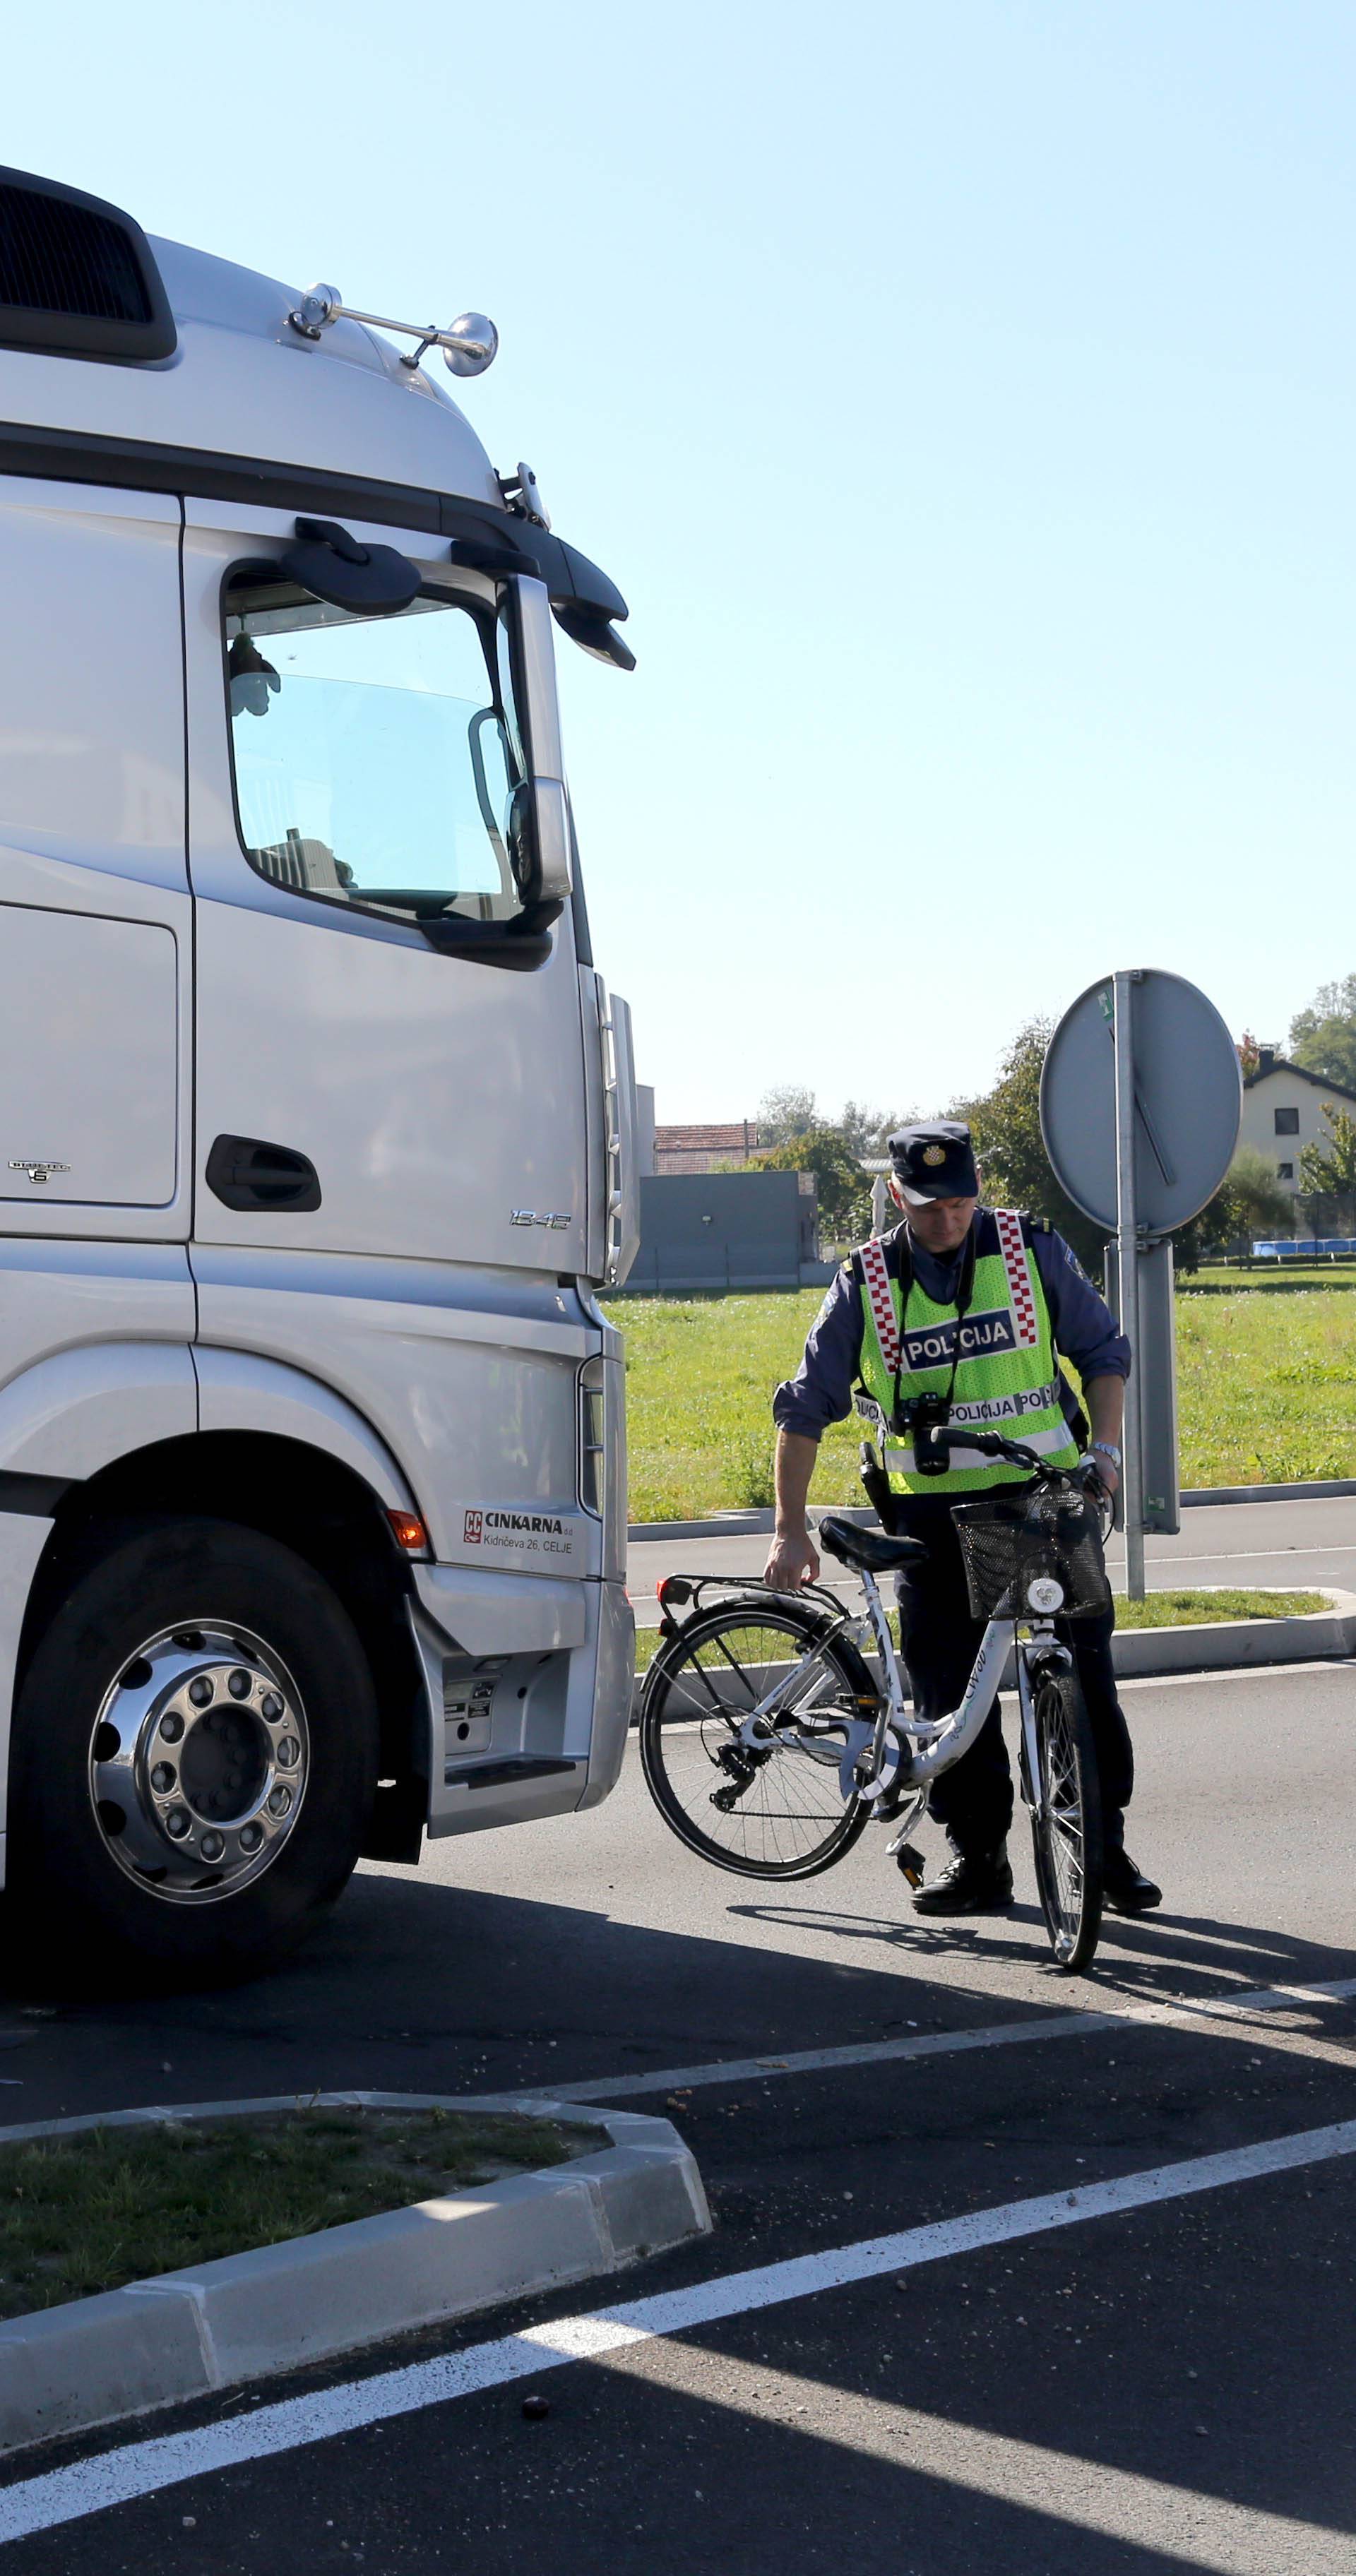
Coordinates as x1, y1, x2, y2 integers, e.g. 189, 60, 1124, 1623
629, 1495, 1356, 1621
0, 1653, 1354, 2570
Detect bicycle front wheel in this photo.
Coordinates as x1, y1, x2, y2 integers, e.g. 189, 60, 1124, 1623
1027, 1662, 1104, 1972
638, 1596, 874, 1879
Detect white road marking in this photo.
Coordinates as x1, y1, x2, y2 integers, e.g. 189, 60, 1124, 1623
1104, 1544, 1356, 1568
1117, 1657, 1352, 1689
612, 2345, 1351, 2576
533, 1973, 1356, 2102
3, 2118, 1355, 2545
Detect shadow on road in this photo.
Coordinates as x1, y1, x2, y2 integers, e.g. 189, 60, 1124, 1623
0, 1863, 1124, 2125
2, 1839, 1352, 2128
727, 1894, 1356, 2008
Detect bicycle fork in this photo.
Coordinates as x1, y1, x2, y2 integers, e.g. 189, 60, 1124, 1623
1015, 1626, 1073, 1824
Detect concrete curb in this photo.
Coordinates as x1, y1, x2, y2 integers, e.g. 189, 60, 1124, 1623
1081, 1587, 1356, 1680
629, 1479, 1356, 1541
629, 1590, 1356, 1713
630, 1505, 873, 1543
1177, 1477, 1356, 1507
0, 2091, 711, 2457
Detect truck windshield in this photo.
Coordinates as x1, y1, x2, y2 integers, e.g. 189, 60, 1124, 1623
225, 583, 525, 924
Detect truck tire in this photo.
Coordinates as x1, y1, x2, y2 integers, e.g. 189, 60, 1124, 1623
9, 1517, 379, 1986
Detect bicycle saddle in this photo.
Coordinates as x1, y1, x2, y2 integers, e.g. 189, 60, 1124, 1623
816, 1514, 927, 1573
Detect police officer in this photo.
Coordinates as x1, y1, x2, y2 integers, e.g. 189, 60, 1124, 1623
766, 1121, 1160, 1917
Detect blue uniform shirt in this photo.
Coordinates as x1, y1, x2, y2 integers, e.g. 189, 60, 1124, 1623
773, 1215, 1131, 1443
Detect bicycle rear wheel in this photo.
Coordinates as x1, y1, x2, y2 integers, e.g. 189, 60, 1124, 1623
1026, 1660, 1103, 1972
638, 1595, 874, 1879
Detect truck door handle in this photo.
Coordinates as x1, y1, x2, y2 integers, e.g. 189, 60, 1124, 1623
205, 1135, 321, 1213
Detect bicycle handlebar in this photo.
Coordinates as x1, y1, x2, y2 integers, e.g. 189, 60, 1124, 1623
915, 1421, 1085, 1479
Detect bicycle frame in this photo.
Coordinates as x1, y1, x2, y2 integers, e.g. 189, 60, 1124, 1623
702, 1561, 1067, 1824
827, 1562, 1068, 1822
655, 1428, 1098, 1827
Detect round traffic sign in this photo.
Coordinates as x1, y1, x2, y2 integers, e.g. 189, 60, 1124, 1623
1040, 970, 1241, 1234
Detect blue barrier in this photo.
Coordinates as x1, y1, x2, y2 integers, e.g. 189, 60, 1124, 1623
1251, 1238, 1356, 1258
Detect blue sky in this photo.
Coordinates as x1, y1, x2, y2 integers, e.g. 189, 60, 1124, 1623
8, 2, 1355, 1123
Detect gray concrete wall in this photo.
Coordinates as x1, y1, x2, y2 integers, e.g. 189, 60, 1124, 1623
621, 1170, 821, 1294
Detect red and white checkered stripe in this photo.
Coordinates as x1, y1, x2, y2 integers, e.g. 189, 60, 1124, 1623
994, 1208, 1040, 1347
858, 1233, 900, 1376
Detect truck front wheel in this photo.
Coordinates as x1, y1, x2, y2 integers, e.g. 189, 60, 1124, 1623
11, 1517, 380, 1984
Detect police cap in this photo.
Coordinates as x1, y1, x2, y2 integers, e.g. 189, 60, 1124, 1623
887, 1120, 980, 1205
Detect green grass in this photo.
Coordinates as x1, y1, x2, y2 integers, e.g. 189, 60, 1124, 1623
615, 1288, 865, 1522
631, 1587, 1329, 1664
0, 2106, 602, 2318
1111, 1587, 1326, 1628
1189, 1265, 1356, 1290
1175, 1286, 1356, 1486
611, 1280, 1356, 1519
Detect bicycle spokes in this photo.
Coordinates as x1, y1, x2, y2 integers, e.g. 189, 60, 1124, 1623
1028, 1669, 1103, 1972
640, 1606, 872, 1879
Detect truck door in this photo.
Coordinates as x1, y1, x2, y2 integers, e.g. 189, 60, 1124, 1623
182, 504, 590, 1274
0, 479, 190, 1241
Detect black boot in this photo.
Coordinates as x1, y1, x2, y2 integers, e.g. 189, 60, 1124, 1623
912, 1844, 1014, 1916
1103, 1850, 1162, 1914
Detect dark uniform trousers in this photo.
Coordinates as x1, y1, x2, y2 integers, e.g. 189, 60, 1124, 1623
893, 1497, 1135, 1859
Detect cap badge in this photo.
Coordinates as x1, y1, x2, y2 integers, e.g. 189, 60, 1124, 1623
922, 1145, 946, 1167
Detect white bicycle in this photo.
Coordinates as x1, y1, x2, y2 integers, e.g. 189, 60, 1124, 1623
639, 1429, 1113, 1972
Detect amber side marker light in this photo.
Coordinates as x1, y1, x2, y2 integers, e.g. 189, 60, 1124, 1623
387, 1508, 430, 1554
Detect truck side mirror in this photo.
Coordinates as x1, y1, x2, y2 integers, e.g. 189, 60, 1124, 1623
508, 777, 572, 907
504, 579, 572, 905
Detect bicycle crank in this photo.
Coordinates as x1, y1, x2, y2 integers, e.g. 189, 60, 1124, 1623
838, 1719, 908, 1806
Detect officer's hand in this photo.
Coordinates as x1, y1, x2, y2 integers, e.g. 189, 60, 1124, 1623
1081, 1453, 1119, 1502
764, 1527, 820, 1591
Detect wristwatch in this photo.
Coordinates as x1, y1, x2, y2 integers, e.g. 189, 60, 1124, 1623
1091, 1441, 1122, 1468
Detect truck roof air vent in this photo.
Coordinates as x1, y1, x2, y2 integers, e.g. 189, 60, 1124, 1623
0, 167, 177, 364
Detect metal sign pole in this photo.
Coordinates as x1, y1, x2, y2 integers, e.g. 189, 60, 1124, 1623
1136, 1236, 1181, 1537
1113, 971, 1146, 1599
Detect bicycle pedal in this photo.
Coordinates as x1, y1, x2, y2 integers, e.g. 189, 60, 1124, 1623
892, 1843, 925, 1887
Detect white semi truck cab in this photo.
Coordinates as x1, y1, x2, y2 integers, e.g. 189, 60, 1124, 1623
0, 167, 641, 1979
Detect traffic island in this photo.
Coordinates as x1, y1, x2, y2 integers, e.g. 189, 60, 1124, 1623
0, 2093, 711, 2455
1103, 1585, 1356, 1677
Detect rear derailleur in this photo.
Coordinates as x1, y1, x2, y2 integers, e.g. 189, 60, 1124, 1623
709, 1739, 769, 1812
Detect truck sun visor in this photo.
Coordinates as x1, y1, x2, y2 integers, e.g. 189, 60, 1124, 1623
0, 167, 177, 364
280, 517, 422, 614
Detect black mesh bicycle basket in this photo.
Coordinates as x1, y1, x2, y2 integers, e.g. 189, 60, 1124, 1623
951, 1486, 1111, 1621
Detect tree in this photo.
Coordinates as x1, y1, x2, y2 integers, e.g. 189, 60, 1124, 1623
757, 1126, 872, 1241
1298, 1101, 1356, 1225
756, 1084, 817, 1146
1288, 974, 1356, 1092
956, 1018, 1107, 1271
838, 1099, 917, 1160
1236, 1030, 1261, 1077
1176, 1150, 1295, 1270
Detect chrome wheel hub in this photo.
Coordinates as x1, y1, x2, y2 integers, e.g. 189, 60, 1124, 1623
88, 1623, 309, 1903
